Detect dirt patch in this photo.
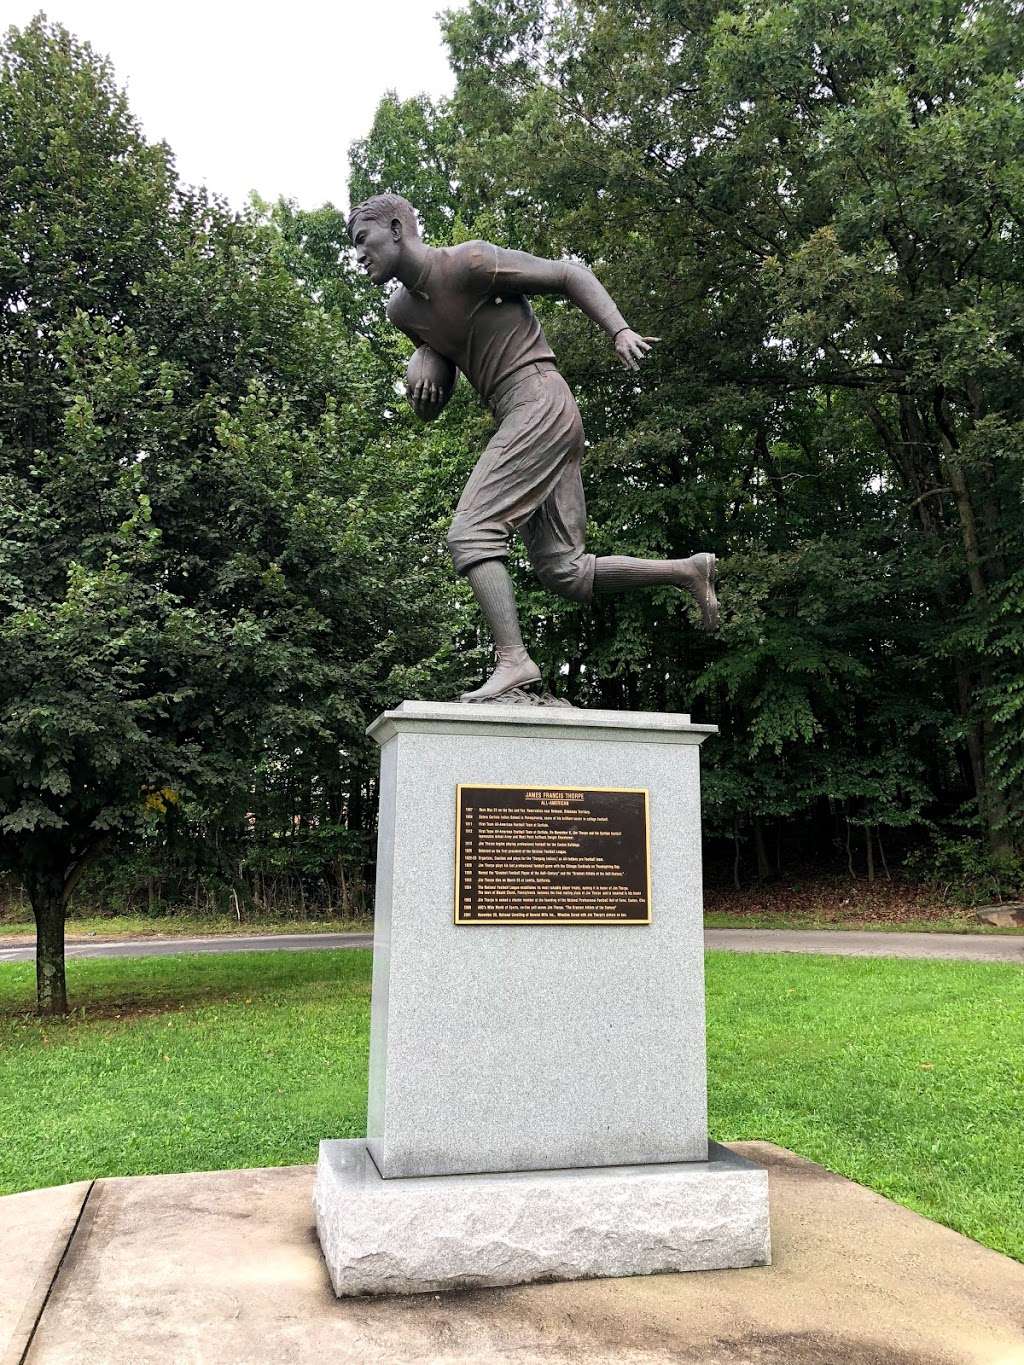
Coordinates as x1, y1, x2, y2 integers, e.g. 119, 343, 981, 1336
705, 877, 984, 929
0, 989, 276, 1027
667, 1332, 947, 1365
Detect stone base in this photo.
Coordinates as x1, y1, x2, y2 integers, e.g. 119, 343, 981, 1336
314, 1139, 770, 1297
365, 703, 715, 1178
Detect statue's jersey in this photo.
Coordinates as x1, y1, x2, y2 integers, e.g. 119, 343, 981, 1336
386, 241, 558, 402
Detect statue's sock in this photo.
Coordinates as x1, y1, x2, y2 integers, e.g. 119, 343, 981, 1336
465, 560, 527, 651
593, 556, 690, 594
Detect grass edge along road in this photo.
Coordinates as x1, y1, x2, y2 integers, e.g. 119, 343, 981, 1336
0, 914, 373, 944
0, 948, 1021, 1263
2, 910, 1022, 946
703, 912, 1024, 935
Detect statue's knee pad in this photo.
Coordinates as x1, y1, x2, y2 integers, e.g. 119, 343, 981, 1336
535, 555, 591, 603
447, 514, 506, 576
446, 518, 466, 560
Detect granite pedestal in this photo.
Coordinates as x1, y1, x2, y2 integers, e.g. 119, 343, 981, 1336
315, 701, 770, 1294
315, 1139, 770, 1296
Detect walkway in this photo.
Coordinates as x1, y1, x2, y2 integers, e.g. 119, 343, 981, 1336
1, 928, 1021, 965
3, 1144, 1022, 1364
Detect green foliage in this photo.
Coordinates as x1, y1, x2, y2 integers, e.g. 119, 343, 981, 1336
418, 0, 1024, 868
904, 826, 1024, 907
5, 1, 1024, 939
348, 94, 461, 243
0, 20, 456, 1001
978, 565, 1024, 831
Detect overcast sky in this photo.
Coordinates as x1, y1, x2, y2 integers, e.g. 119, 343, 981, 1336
3, 0, 463, 209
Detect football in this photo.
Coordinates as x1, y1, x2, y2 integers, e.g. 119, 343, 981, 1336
405, 345, 457, 421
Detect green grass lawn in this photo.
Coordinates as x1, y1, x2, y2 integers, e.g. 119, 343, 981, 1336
1, 950, 1021, 1262
0, 952, 371, 1192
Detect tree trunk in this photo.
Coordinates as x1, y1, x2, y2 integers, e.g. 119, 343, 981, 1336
25, 865, 68, 1016
865, 825, 876, 883
982, 711, 1016, 859
877, 830, 892, 881
733, 822, 742, 891
933, 396, 1016, 854
753, 817, 773, 882
940, 444, 987, 602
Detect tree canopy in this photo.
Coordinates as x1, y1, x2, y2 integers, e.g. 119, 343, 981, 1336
0, 18, 452, 1011
352, 0, 1024, 878
2, 3, 1022, 1011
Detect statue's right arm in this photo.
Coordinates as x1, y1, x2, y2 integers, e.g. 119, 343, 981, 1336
394, 317, 424, 350
461, 243, 657, 370
488, 246, 628, 340
391, 318, 431, 411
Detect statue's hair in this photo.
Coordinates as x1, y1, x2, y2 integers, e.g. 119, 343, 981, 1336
346, 193, 420, 240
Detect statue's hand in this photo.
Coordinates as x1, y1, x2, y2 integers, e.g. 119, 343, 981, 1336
614, 329, 659, 372
405, 346, 456, 422
407, 379, 448, 423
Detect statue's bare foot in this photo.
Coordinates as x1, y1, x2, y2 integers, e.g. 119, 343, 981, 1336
461, 647, 543, 703
677, 552, 718, 631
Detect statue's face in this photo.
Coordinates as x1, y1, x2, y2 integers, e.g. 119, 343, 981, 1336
351, 214, 402, 286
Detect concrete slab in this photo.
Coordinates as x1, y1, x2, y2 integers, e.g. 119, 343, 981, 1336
0, 1179, 90, 1365
12, 1145, 1024, 1364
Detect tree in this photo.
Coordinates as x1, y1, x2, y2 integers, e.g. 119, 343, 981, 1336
0, 19, 447, 1012
433, 0, 1024, 865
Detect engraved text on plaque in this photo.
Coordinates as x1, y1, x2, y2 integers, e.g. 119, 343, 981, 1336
455, 785, 651, 924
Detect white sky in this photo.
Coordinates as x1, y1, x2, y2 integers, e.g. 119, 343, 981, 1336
2, 0, 463, 209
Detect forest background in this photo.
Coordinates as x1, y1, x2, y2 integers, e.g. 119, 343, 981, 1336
2, 1, 1023, 1009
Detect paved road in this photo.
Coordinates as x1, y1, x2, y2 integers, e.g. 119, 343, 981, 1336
0, 928, 1020, 965
0, 932, 374, 965
704, 927, 1023, 963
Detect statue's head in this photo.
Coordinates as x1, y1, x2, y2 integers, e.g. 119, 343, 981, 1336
347, 193, 420, 285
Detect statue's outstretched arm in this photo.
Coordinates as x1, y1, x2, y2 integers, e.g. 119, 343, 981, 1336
490, 246, 658, 371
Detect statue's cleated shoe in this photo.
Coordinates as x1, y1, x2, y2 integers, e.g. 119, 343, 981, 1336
461, 648, 543, 703
687, 552, 719, 632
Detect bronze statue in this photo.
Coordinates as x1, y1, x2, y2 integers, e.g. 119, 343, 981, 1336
348, 193, 718, 704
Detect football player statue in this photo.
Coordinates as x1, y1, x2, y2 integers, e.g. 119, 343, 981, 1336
348, 193, 719, 704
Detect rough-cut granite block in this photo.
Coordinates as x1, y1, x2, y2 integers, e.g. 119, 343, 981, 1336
366, 701, 717, 1179
314, 1139, 770, 1297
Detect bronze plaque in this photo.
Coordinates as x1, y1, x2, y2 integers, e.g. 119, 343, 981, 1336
454, 785, 651, 924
